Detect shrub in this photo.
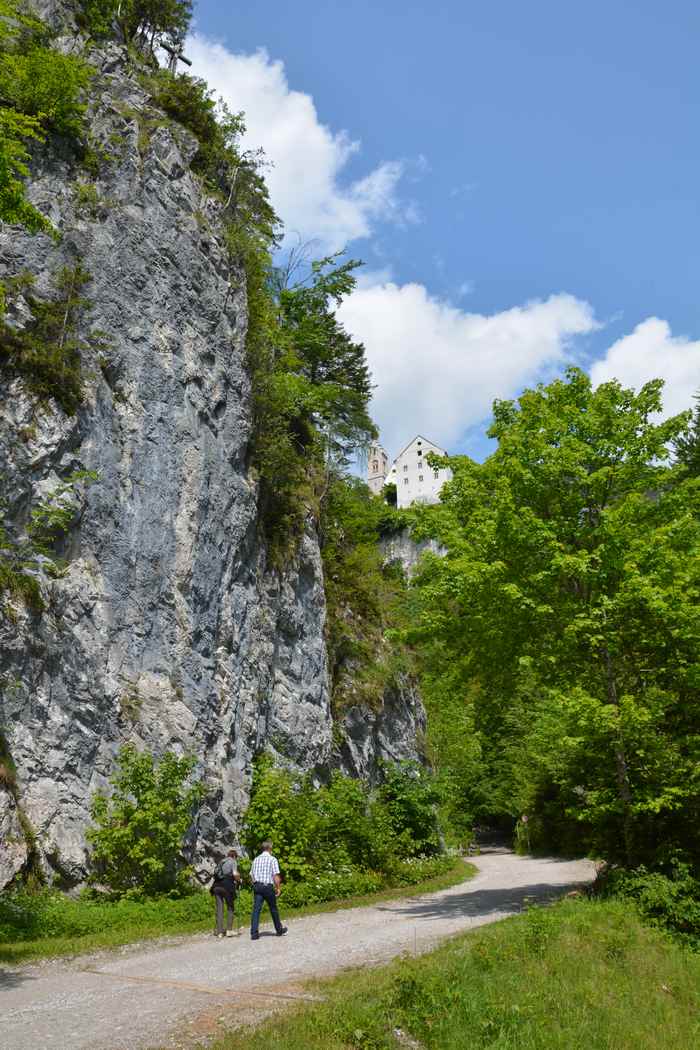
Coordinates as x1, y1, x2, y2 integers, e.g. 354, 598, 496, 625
0, 470, 96, 615
87, 745, 204, 897
598, 862, 700, 949
377, 762, 441, 857
0, 46, 89, 139
243, 757, 442, 882
0, 1, 90, 234
0, 265, 99, 414
320, 476, 415, 713
145, 71, 243, 181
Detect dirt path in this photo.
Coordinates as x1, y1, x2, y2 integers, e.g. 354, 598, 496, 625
1, 850, 596, 1050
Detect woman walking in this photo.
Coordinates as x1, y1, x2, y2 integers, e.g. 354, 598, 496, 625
211, 848, 242, 938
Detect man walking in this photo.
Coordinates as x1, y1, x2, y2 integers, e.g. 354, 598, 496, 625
249, 840, 287, 940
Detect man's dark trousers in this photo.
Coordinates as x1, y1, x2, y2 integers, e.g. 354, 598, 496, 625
251, 882, 283, 936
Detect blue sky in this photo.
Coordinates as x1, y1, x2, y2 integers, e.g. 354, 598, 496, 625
190, 0, 700, 460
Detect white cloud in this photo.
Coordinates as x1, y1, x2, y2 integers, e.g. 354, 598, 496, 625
337, 281, 598, 454
186, 34, 413, 251
590, 318, 700, 418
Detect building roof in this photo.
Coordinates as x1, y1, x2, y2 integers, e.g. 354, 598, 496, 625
392, 434, 448, 462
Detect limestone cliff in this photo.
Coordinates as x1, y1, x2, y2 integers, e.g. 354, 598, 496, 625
380, 529, 446, 577
0, 14, 424, 888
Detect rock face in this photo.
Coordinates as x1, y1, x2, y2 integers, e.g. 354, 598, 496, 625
0, 27, 424, 888
338, 675, 426, 786
380, 529, 446, 577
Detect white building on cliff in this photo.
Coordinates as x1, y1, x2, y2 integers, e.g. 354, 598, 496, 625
367, 435, 452, 509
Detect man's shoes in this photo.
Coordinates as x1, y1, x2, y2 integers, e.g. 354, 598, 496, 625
225, 930, 239, 938
250, 933, 259, 940
216, 933, 224, 940
276, 926, 288, 937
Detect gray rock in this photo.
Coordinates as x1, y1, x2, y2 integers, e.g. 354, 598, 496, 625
380, 528, 446, 577
0, 40, 425, 888
337, 674, 427, 785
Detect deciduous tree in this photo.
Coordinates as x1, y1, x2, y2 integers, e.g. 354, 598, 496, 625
411, 368, 700, 867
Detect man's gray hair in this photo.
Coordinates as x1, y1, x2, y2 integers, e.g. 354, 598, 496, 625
262, 840, 273, 851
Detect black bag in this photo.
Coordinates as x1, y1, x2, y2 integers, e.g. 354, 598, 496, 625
209, 859, 227, 895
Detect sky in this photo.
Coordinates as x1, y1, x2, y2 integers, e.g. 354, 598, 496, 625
188, 0, 700, 460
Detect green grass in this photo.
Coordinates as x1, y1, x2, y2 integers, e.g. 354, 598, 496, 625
209, 898, 700, 1050
0, 858, 475, 966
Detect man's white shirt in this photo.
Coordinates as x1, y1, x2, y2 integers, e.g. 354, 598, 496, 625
250, 852, 280, 883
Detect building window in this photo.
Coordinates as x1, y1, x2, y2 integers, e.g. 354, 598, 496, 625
372, 460, 378, 472
403, 477, 409, 485
419, 474, 424, 482
418, 461, 423, 469
403, 464, 408, 472
434, 470, 439, 479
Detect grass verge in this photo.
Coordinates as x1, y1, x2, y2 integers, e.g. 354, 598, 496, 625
0, 858, 475, 967
208, 898, 700, 1050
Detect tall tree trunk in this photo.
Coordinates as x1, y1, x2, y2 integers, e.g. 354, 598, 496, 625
603, 646, 634, 865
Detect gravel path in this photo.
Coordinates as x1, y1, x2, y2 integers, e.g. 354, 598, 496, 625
1, 850, 596, 1050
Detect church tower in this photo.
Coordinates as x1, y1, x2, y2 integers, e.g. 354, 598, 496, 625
367, 442, 389, 496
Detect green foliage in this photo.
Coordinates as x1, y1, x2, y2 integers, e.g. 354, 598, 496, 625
276, 256, 376, 463
0, 264, 105, 413
243, 757, 384, 880
320, 475, 413, 712
87, 744, 204, 897
27, 469, 98, 556
77, 0, 192, 47
376, 761, 441, 857
381, 480, 397, 506
0, 885, 210, 944
0, 515, 42, 612
145, 68, 279, 258
244, 256, 377, 559
0, 727, 17, 789
211, 899, 700, 1050
0, 109, 52, 234
674, 390, 700, 476
0, 469, 96, 615
415, 652, 483, 847
0, 43, 89, 139
73, 180, 101, 217
599, 862, 700, 949
409, 367, 700, 870
0, 1, 90, 234
243, 756, 440, 882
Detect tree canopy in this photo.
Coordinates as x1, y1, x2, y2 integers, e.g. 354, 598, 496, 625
0, 1, 89, 234
410, 368, 700, 869
77, 1, 193, 48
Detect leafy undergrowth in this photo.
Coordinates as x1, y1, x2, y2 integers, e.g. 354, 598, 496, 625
0, 856, 472, 966
595, 863, 700, 951
211, 899, 700, 1050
